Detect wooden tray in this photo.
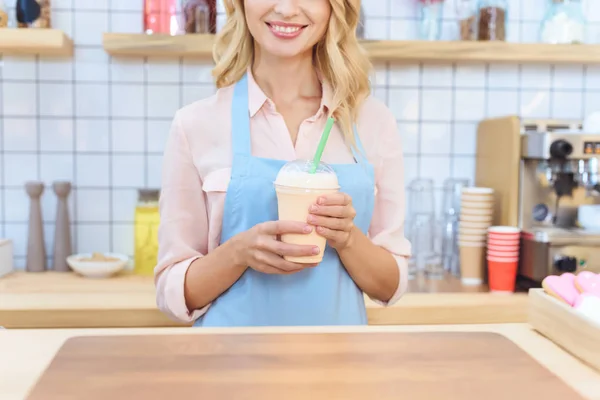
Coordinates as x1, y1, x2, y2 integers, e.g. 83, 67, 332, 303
27, 331, 582, 400
529, 288, 600, 372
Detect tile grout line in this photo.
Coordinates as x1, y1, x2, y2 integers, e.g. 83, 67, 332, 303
71, 1, 78, 254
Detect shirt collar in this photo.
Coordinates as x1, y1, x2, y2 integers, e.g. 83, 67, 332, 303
246, 67, 332, 118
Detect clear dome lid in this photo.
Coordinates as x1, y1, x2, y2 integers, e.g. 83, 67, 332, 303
274, 159, 339, 190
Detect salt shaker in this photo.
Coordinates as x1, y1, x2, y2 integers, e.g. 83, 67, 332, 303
52, 181, 72, 272
25, 181, 46, 273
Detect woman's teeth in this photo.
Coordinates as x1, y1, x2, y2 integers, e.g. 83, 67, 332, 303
271, 25, 301, 33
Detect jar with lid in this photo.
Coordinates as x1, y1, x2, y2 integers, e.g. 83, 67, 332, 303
540, 0, 586, 44
477, 0, 508, 41
181, 0, 217, 34
134, 189, 160, 276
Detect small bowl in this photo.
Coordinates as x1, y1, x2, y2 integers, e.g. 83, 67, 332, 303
67, 253, 129, 278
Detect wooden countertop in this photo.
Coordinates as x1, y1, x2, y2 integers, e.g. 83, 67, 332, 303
1, 324, 599, 400
0, 272, 528, 328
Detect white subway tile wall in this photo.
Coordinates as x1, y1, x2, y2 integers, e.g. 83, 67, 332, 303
1, 0, 599, 268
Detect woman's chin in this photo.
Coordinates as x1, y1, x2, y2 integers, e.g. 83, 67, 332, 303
261, 43, 312, 60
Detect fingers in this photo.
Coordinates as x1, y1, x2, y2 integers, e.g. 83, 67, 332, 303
255, 252, 317, 273
308, 214, 353, 232
255, 235, 319, 258
317, 193, 352, 206
259, 220, 313, 236
309, 204, 356, 219
316, 226, 347, 242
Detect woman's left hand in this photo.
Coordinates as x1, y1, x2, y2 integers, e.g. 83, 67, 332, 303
307, 193, 356, 251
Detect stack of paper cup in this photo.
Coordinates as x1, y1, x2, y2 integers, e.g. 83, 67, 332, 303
487, 226, 521, 293
458, 187, 494, 285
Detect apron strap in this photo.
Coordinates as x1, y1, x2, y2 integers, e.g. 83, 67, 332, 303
231, 73, 252, 156
350, 125, 368, 164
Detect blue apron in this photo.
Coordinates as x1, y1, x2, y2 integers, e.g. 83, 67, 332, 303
195, 74, 375, 327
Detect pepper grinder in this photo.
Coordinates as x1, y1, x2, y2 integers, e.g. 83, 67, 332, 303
25, 181, 46, 273
52, 181, 72, 272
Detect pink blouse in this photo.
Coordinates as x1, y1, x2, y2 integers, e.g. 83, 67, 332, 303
155, 71, 412, 323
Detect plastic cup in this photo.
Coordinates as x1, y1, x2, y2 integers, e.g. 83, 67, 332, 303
488, 237, 520, 245
488, 259, 518, 292
274, 160, 339, 264
487, 244, 519, 252
487, 250, 519, 258
488, 226, 520, 235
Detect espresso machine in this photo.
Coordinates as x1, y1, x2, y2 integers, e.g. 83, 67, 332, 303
476, 117, 600, 284
519, 128, 600, 282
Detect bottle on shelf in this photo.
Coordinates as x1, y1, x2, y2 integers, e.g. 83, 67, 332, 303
182, 0, 217, 34
144, 0, 179, 35
477, 0, 508, 41
134, 189, 161, 276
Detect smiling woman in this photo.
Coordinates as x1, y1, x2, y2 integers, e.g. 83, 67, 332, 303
154, 0, 411, 328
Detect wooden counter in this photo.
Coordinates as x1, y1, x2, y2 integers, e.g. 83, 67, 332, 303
1, 324, 599, 400
0, 272, 528, 328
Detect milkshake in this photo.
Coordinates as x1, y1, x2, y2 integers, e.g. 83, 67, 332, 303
274, 160, 339, 263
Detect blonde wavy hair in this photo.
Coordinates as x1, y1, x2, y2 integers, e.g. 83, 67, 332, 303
212, 0, 372, 146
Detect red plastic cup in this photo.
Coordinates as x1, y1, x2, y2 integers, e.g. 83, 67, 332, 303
488, 238, 520, 246
487, 258, 518, 293
487, 250, 519, 258
488, 226, 520, 241
487, 244, 519, 252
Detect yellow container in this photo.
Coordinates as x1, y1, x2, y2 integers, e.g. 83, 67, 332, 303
134, 189, 160, 276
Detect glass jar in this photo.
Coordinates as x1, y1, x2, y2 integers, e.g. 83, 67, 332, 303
134, 189, 160, 276
540, 0, 585, 44
418, 0, 444, 41
477, 0, 508, 41
182, 0, 217, 34
456, 0, 477, 40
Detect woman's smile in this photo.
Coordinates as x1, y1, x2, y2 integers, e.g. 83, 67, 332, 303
265, 21, 308, 39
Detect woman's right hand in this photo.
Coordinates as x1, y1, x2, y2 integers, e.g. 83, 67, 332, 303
232, 221, 320, 274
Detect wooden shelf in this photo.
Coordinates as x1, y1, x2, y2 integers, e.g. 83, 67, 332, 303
0, 28, 73, 56
103, 32, 215, 58
103, 32, 600, 64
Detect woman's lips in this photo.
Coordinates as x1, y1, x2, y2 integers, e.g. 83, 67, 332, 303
266, 22, 307, 39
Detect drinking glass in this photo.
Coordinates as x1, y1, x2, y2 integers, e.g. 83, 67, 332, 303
408, 213, 436, 279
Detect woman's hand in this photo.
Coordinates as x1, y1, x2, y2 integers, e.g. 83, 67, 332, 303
307, 193, 356, 251
232, 221, 320, 274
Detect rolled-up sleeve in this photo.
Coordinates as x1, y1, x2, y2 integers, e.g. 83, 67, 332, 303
154, 111, 209, 323
368, 109, 412, 306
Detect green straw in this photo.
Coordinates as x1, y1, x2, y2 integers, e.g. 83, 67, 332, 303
310, 117, 335, 174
